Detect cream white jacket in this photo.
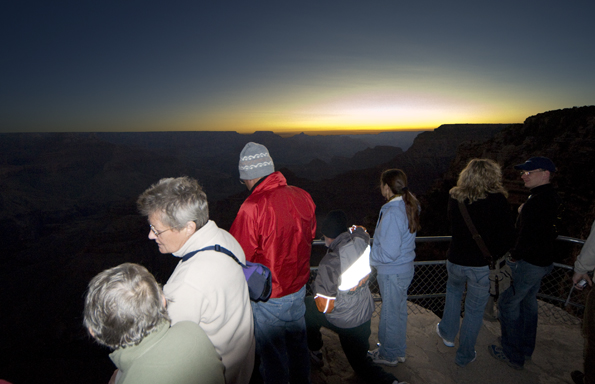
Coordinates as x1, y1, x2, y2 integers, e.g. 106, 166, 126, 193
165, 220, 255, 384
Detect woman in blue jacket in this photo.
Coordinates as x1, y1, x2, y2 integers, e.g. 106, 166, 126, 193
369, 169, 421, 366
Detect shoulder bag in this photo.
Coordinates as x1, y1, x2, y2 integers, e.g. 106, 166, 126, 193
182, 244, 272, 302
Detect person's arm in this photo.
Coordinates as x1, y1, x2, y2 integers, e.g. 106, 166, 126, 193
229, 203, 259, 262
165, 282, 205, 325
313, 251, 340, 313
371, 207, 405, 264
574, 221, 595, 289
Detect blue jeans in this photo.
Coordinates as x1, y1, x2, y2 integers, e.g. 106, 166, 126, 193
377, 268, 414, 360
498, 259, 553, 366
251, 285, 310, 384
439, 261, 490, 366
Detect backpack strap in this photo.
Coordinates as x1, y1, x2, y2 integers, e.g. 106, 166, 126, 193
182, 244, 245, 268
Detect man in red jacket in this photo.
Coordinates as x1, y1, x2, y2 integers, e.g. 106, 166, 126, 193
230, 142, 317, 384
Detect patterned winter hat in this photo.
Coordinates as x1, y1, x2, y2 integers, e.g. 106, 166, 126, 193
238, 142, 275, 180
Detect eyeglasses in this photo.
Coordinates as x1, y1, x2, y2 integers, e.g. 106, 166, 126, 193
519, 169, 545, 176
149, 224, 175, 237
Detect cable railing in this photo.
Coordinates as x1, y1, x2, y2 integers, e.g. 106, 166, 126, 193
308, 235, 588, 325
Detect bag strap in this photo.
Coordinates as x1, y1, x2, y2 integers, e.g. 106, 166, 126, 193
458, 201, 494, 266
182, 244, 245, 268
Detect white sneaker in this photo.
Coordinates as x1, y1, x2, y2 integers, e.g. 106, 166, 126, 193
436, 323, 455, 347
369, 345, 406, 363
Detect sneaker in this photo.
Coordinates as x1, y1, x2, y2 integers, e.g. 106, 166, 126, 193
309, 350, 324, 368
571, 370, 585, 384
455, 350, 476, 367
497, 337, 531, 361
368, 348, 398, 367
436, 323, 455, 347
488, 344, 523, 370
392, 381, 409, 384
368, 347, 406, 363
368, 347, 379, 356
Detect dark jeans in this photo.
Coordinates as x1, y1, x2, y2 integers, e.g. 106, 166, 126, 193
305, 296, 397, 384
584, 288, 595, 384
252, 286, 310, 384
498, 259, 553, 366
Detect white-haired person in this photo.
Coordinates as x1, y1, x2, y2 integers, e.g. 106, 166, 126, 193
137, 177, 255, 384
84, 263, 224, 384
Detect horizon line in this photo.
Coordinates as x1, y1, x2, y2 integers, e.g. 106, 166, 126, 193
0, 123, 518, 137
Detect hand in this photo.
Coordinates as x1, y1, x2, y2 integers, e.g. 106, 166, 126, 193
572, 272, 592, 290
349, 225, 367, 233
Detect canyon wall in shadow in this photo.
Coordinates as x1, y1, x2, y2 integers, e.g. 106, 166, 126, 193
3, 107, 594, 384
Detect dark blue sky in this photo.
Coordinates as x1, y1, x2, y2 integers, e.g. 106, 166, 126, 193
1, 1, 593, 134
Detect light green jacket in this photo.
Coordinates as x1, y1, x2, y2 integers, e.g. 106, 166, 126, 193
110, 321, 224, 384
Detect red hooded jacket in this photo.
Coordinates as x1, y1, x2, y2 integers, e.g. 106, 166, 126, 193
230, 172, 317, 298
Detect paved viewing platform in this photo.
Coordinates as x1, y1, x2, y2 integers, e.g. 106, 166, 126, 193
311, 302, 583, 384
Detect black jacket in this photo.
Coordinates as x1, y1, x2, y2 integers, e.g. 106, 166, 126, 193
447, 193, 515, 267
511, 183, 562, 266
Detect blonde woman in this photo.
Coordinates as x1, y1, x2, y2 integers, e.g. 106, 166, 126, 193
436, 159, 514, 366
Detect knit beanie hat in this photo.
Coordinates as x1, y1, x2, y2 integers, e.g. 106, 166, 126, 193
321, 210, 348, 239
238, 142, 275, 180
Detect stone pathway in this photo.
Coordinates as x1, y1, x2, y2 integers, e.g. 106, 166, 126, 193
311, 303, 583, 384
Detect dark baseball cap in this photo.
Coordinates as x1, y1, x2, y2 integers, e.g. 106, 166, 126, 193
514, 157, 556, 172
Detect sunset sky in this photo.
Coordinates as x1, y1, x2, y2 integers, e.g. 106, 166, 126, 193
1, 1, 594, 135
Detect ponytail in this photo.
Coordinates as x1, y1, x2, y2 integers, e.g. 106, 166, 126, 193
381, 169, 421, 233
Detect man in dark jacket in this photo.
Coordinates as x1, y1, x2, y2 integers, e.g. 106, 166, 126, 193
305, 211, 408, 384
489, 157, 562, 370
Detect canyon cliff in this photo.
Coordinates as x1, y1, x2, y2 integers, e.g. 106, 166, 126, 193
1, 108, 592, 383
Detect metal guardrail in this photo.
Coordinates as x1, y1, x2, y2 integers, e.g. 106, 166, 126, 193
308, 236, 588, 325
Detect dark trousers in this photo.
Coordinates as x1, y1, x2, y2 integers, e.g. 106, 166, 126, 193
304, 296, 397, 384
584, 288, 595, 384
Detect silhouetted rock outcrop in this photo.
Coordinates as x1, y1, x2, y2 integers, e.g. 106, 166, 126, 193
301, 124, 508, 233
422, 106, 595, 252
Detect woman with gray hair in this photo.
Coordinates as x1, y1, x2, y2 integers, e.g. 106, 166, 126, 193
137, 177, 255, 384
84, 263, 224, 384
436, 159, 514, 367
